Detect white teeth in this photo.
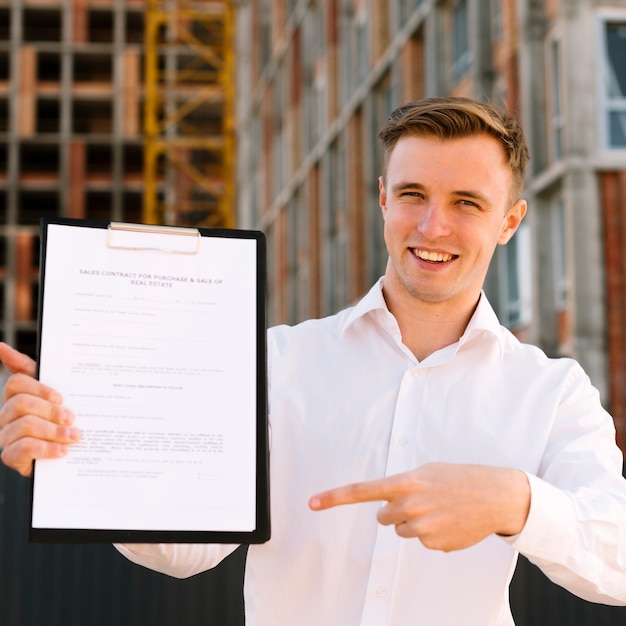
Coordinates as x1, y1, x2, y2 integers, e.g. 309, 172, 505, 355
415, 249, 454, 262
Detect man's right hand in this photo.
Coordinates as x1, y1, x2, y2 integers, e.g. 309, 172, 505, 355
0, 342, 80, 477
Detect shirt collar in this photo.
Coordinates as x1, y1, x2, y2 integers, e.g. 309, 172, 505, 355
341, 277, 389, 332
459, 291, 506, 359
342, 278, 506, 358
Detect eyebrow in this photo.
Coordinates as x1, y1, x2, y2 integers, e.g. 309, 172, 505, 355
390, 181, 490, 205
391, 182, 426, 193
391, 182, 426, 191
451, 189, 490, 204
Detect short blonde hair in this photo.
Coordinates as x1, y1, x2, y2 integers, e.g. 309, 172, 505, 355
378, 97, 530, 202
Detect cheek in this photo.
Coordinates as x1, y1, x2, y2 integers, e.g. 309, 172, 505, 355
382, 214, 409, 257
461, 218, 506, 252
382, 219, 394, 251
384, 206, 413, 232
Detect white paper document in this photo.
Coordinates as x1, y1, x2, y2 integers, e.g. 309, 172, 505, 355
32, 222, 268, 540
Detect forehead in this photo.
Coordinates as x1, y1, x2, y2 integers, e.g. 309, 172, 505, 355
386, 133, 512, 190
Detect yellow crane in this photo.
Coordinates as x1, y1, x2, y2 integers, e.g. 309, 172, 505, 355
143, 0, 236, 228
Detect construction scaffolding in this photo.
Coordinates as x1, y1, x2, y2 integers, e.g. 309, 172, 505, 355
0, 0, 236, 355
143, 0, 236, 227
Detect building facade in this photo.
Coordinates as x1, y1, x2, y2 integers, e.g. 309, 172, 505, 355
235, 0, 626, 451
0, 2, 624, 625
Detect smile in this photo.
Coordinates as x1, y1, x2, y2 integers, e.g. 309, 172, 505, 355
412, 249, 457, 263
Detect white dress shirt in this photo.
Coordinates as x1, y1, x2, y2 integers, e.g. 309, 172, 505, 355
117, 279, 626, 625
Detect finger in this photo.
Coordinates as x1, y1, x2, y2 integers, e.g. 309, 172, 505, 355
0, 389, 70, 428
392, 520, 415, 539
0, 412, 80, 449
0, 342, 37, 377
309, 478, 395, 511
2, 373, 63, 406
376, 501, 407, 527
0, 413, 80, 477
1, 438, 72, 478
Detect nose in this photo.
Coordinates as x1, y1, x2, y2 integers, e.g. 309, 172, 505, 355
417, 203, 452, 239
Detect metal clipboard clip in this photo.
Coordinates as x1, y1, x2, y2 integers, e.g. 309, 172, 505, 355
107, 222, 201, 255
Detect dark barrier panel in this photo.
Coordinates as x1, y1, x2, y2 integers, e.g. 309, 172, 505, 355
3, 460, 626, 626
510, 557, 626, 626
509, 463, 626, 625
0, 466, 246, 626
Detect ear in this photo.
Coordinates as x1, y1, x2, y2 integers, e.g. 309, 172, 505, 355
379, 176, 388, 218
497, 199, 527, 245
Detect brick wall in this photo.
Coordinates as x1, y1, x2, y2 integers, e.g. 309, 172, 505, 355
600, 170, 626, 451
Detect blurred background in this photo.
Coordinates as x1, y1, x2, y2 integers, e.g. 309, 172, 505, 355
0, 0, 625, 623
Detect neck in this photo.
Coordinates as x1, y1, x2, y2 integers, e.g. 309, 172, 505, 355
382, 285, 480, 362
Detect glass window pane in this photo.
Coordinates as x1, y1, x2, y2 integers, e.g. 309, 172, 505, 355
505, 237, 520, 327
491, 0, 502, 41
452, 0, 470, 81
609, 110, 626, 147
606, 23, 626, 98
551, 39, 562, 160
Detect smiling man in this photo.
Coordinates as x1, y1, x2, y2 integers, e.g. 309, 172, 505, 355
377, 131, 526, 360
2, 97, 626, 625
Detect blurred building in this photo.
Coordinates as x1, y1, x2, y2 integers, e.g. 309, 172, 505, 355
0, 0, 235, 357
235, 0, 626, 452
0, 1, 625, 625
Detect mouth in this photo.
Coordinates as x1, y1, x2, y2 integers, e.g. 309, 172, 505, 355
412, 248, 458, 263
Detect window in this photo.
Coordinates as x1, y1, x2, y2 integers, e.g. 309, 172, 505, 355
398, 0, 411, 26
355, 11, 369, 83
599, 16, 626, 149
398, 0, 426, 26
322, 148, 336, 315
259, 0, 271, 72
265, 224, 278, 325
293, 185, 311, 322
368, 74, 395, 286
339, 0, 354, 104
272, 64, 285, 194
303, 1, 326, 150
402, 27, 425, 102
551, 198, 568, 311
547, 37, 564, 160
287, 193, 299, 323
451, 0, 471, 82
322, 139, 349, 315
371, 0, 390, 62
491, 0, 502, 42
485, 223, 532, 330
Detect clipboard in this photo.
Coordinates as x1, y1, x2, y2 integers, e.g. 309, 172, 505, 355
30, 217, 269, 544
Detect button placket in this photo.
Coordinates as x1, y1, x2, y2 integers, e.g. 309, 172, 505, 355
358, 369, 428, 626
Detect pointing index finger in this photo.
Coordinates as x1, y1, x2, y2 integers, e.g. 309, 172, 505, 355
309, 477, 394, 511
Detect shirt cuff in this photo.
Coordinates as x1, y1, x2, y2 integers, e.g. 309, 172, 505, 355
501, 472, 576, 563
113, 542, 233, 579
114, 543, 178, 574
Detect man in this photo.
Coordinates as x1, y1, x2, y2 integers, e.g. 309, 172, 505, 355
2, 97, 626, 625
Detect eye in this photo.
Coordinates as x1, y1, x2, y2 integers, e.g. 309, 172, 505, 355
457, 199, 480, 209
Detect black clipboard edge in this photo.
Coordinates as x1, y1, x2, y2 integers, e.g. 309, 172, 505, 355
30, 217, 270, 544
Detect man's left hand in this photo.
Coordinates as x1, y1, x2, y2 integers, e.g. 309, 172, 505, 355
309, 462, 530, 552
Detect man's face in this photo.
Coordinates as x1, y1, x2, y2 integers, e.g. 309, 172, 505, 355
380, 133, 526, 312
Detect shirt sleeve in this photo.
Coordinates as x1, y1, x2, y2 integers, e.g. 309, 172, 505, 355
506, 363, 626, 605
113, 542, 240, 579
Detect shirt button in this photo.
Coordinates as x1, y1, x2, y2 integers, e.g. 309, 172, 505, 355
411, 368, 422, 377
398, 435, 409, 446
376, 587, 386, 598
